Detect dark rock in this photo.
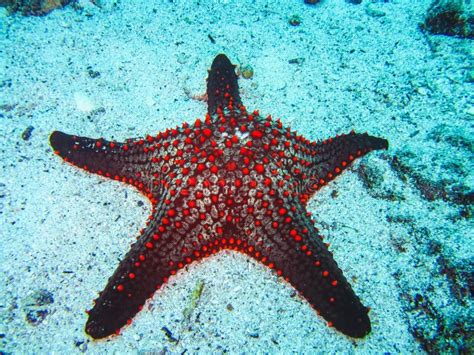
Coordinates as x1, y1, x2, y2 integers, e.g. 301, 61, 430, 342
421, 0, 474, 38
304, 0, 321, 4
21, 126, 34, 141
248, 331, 259, 338
1, 0, 74, 16
346, 0, 362, 4
87, 67, 101, 79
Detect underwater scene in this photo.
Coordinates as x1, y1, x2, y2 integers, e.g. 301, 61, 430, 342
0, 0, 473, 353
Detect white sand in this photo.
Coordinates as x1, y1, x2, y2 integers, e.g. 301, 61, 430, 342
1, 0, 472, 353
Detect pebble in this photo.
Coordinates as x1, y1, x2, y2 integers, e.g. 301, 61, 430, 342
416, 87, 428, 96
240, 65, 254, 79
365, 3, 386, 17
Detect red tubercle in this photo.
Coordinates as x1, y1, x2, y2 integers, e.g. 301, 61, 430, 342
255, 164, 264, 174
251, 130, 263, 139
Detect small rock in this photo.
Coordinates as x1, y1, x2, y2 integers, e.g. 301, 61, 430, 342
248, 331, 259, 338
87, 67, 101, 78
366, 3, 386, 17
346, 0, 362, 4
304, 0, 321, 4
416, 86, 429, 96
226, 303, 234, 311
21, 125, 34, 141
240, 65, 254, 79
288, 14, 301, 26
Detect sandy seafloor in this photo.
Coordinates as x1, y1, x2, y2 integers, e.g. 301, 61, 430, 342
1, 0, 473, 353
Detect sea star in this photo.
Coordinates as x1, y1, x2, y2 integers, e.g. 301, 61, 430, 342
50, 54, 388, 339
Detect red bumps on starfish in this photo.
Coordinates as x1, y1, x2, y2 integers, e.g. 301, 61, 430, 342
49, 54, 388, 340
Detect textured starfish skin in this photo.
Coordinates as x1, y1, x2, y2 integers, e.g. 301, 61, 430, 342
50, 54, 388, 339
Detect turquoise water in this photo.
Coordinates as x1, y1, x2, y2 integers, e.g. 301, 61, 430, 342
1, 0, 472, 353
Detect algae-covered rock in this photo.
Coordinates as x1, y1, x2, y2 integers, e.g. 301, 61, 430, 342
422, 0, 474, 38
1, 0, 73, 16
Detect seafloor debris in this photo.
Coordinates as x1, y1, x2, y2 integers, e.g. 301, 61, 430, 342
182, 280, 205, 323
288, 14, 301, 26
161, 326, 179, 343
421, 0, 474, 38
0, 0, 74, 16
356, 158, 404, 201
21, 289, 54, 325
239, 64, 254, 79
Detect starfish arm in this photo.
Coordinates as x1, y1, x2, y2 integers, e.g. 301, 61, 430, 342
248, 199, 371, 338
50, 130, 156, 190
85, 193, 205, 339
207, 54, 242, 115
298, 132, 388, 202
